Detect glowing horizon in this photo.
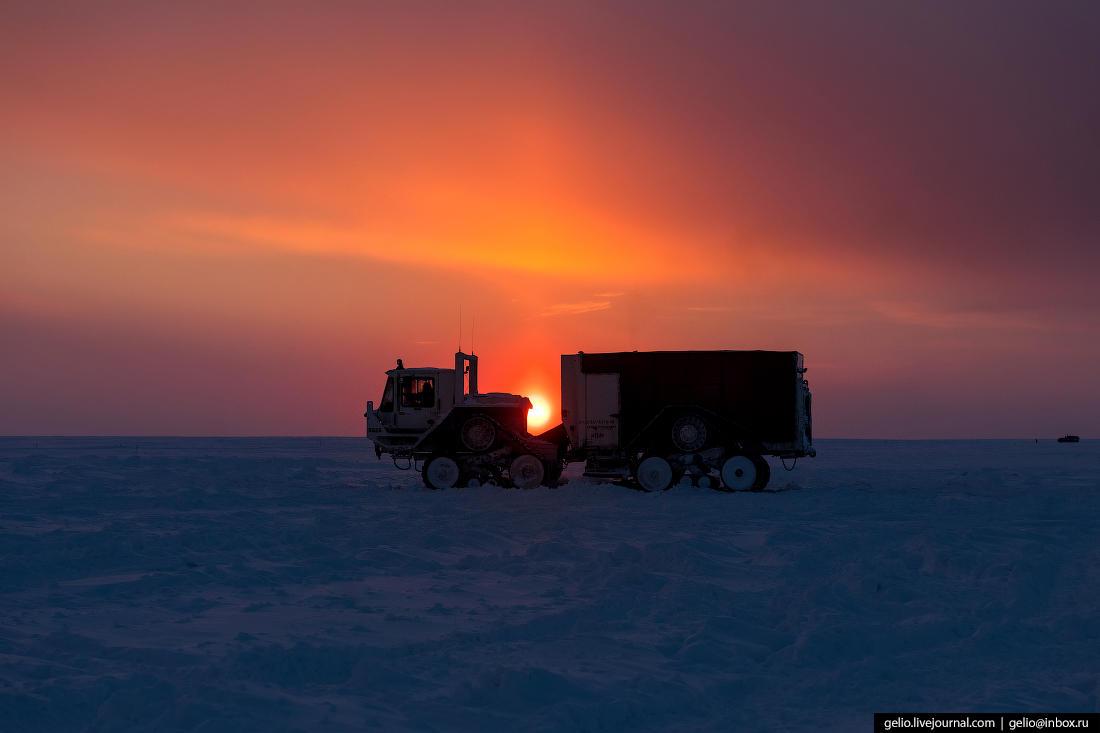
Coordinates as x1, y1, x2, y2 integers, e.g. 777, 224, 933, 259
2, 3, 1098, 438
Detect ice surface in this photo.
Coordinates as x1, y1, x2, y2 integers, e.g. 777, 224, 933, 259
0, 437, 1097, 731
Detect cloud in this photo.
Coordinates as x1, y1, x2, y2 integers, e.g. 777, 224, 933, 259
541, 301, 611, 316
871, 302, 1099, 333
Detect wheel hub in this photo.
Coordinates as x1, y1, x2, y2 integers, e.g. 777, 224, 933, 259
671, 416, 707, 452
460, 416, 496, 452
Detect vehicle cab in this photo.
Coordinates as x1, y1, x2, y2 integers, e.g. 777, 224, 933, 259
367, 361, 456, 453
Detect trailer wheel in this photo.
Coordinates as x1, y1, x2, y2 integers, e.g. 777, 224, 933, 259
720, 454, 770, 491
637, 456, 673, 491
460, 415, 496, 451
423, 455, 460, 489
750, 455, 771, 492
720, 455, 757, 491
509, 455, 544, 489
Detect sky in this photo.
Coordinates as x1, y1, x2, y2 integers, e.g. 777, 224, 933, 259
1, 1, 1098, 438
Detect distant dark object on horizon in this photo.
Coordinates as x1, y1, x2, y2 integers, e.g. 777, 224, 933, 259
1057, 435, 1080, 443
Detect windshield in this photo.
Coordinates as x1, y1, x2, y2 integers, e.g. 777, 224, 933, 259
378, 377, 395, 412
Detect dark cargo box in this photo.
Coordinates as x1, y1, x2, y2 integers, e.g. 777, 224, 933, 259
579, 351, 802, 446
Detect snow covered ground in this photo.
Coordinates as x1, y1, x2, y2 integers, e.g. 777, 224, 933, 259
0, 437, 1097, 731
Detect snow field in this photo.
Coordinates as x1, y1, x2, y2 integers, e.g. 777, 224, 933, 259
0, 438, 1097, 731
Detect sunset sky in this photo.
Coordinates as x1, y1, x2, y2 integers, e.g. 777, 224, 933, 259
2, 2, 1098, 437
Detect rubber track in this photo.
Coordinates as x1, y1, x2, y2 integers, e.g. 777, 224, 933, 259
481, 414, 559, 462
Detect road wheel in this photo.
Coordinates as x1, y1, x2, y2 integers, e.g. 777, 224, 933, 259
720, 455, 757, 491
457, 471, 483, 488
509, 455, 545, 489
460, 415, 496, 451
636, 456, 673, 491
423, 455, 460, 489
483, 465, 504, 487
675, 472, 694, 488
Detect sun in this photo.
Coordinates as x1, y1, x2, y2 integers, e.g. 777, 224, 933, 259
527, 396, 550, 429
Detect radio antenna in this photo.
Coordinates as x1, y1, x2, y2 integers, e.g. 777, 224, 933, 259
458, 306, 462, 353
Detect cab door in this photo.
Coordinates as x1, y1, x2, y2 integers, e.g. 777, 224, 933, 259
377, 376, 396, 427
396, 373, 438, 432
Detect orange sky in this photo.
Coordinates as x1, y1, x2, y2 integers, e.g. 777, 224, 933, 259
2, 2, 1098, 437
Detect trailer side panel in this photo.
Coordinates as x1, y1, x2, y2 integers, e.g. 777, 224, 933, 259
578, 351, 800, 446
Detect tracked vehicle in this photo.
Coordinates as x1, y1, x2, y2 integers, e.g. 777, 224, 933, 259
365, 352, 561, 489
366, 349, 814, 491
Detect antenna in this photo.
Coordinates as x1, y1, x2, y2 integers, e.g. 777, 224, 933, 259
458, 306, 462, 353
471, 315, 474, 356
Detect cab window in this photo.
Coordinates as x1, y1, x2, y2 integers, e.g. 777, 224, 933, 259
378, 377, 395, 412
401, 377, 435, 408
